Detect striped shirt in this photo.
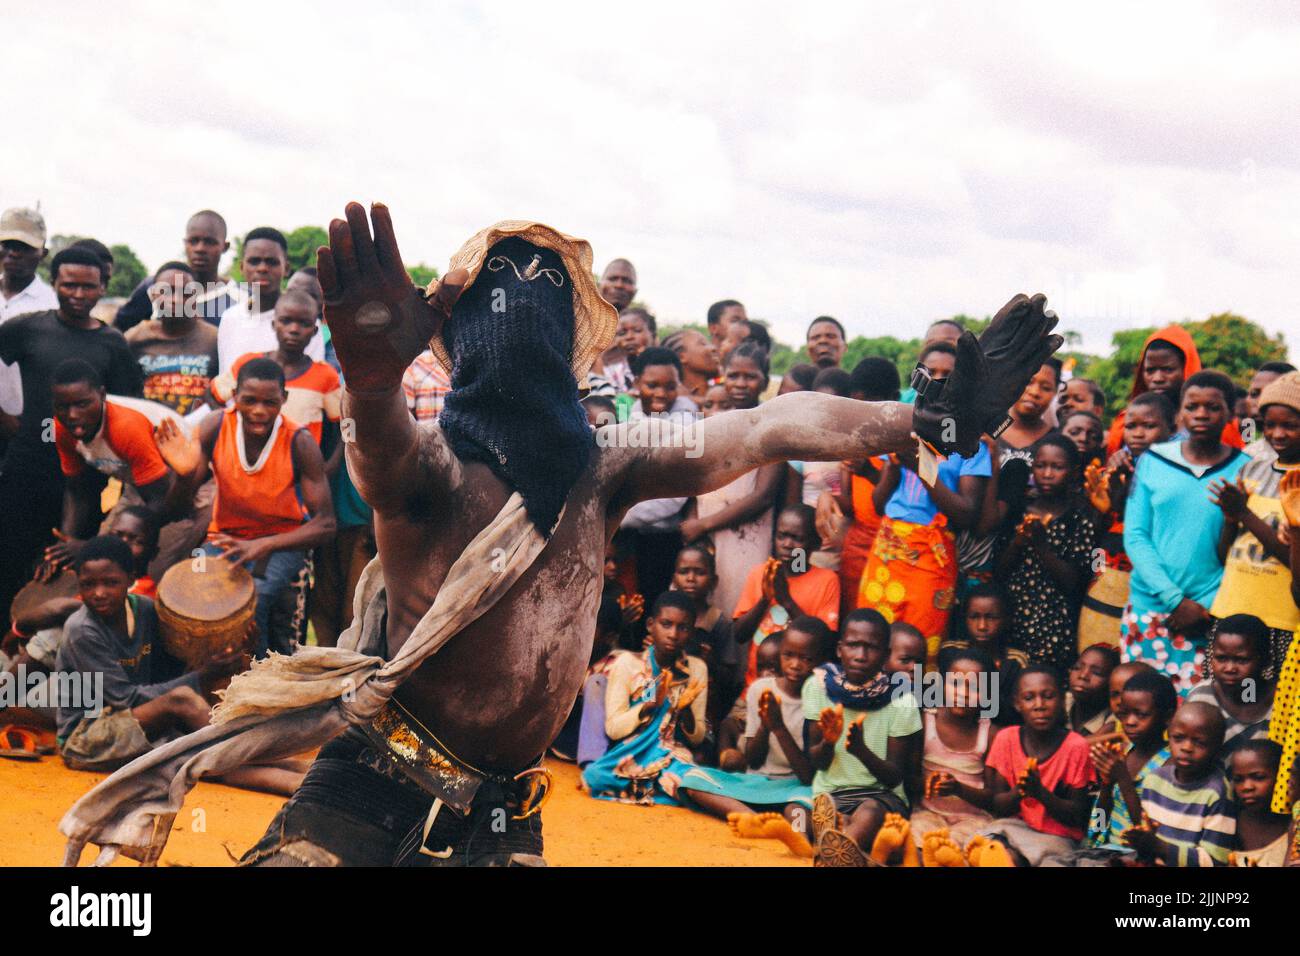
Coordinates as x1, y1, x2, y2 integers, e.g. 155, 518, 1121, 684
1184, 681, 1272, 767
1140, 761, 1237, 866
1088, 745, 1169, 848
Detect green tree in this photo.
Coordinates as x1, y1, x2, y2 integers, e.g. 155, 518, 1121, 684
285, 226, 328, 275
106, 243, 147, 298
1073, 313, 1288, 417
407, 263, 440, 288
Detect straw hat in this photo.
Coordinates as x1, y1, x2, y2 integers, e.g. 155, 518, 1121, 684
423, 220, 618, 385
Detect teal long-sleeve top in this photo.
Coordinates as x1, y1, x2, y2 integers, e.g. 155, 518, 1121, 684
1123, 440, 1248, 616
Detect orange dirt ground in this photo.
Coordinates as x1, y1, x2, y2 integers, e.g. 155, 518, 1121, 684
0, 754, 807, 867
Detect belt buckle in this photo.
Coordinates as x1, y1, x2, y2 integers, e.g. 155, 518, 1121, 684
511, 767, 553, 820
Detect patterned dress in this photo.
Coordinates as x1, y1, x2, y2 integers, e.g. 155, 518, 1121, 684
998, 503, 1097, 668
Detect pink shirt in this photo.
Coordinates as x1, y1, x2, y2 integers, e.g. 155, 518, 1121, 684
986, 726, 1095, 840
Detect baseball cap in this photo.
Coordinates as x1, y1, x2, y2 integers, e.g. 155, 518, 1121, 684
0, 207, 47, 249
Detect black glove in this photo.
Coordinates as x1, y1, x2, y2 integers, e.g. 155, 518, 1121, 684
912, 293, 1063, 457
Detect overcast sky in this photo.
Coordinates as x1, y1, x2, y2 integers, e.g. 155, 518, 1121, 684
8, 1, 1299, 357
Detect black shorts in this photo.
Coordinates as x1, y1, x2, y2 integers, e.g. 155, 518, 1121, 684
829, 786, 909, 819
239, 731, 544, 867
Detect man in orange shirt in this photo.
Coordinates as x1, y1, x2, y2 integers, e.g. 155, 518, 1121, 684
733, 503, 841, 688
46, 359, 189, 573
159, 357, 335, 656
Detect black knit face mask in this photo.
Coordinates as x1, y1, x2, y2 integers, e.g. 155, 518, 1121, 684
438, 236, 592, 536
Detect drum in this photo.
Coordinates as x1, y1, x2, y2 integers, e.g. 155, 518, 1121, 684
9, 569, 81, 621
155, 556, 256, 668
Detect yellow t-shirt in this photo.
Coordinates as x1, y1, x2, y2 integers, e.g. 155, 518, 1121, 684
1210, 488, 1299, 633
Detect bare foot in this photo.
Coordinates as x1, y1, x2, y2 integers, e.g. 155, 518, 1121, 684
726, 811, 815, 858
921, 828, 967, 867
968, 836, 1016, 867
965, 834, 990, 867
870, 812, 918, 866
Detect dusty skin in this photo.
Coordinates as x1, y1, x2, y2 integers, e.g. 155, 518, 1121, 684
2, 759, 805, 867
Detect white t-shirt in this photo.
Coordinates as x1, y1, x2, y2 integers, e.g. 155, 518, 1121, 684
217, 300, 324, 374
740, 676, 808, 779
0, 275, 59, 414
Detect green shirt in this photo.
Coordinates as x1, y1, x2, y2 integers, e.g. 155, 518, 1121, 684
801, 671, 922, 800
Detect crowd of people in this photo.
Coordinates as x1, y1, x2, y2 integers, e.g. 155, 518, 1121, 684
0, 202, 1298, 867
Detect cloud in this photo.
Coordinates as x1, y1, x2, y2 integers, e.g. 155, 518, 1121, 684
5, 0, 1298, 359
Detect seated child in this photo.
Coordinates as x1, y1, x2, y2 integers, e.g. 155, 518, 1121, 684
53, 536, 300, 795
583, 594, 815, 856
804, 609, 923, 866
1126, 701, 1236, 866
671, 543, 739, 725
717, 632, 783, 771
583, 592, 708, 805
1085, 669, 1176, 857
969, 666, 1096, 866
1066, 644, 1118, 736
734, 504, 840, 688
942, 583, 1027, 727
886, 622, 927, 679
911, 645, 996, 847
740, 621, 819, 786
1186, 614, 1275, 765
2, 508, 166, 735
1229, 739, 1291, 866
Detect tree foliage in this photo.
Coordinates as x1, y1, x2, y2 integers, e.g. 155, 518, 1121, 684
106, 243, 147, 298
38, 234, 147, 298
1073, 312, 1288, 416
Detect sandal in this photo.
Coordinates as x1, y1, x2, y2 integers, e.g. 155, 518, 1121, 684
815, 828, 872, 868
0, 724, 42, 761
811, 792, 838, 845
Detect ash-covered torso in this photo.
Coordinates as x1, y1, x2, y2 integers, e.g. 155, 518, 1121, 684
379, 426, 628, 774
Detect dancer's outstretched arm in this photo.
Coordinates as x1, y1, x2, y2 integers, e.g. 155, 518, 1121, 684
619, 292, 1061, 506
613, 393, 915, 508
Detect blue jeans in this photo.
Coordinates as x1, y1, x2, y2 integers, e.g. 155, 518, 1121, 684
203, 544, 306, 656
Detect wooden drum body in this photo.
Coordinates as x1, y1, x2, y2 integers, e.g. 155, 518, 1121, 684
156, 556, 256, 668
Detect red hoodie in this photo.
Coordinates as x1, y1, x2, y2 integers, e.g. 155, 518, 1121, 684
1104, 324, 1243, 455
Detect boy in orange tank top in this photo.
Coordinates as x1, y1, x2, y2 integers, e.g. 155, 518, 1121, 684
157, 357, 336, 656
